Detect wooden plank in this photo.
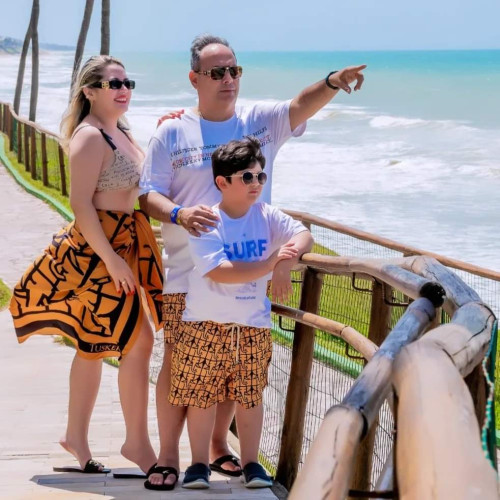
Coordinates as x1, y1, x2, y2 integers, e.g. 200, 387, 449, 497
30, 126, 37, 179
275, 268, 323, 491
23, 122, 30, 171
41, 132, 48, 185
58, 144, 67, 196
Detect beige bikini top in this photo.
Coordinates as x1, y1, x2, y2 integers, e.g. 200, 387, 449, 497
73, 124, 142, 192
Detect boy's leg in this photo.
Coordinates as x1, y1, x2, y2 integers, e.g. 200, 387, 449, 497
188, 405, 217, 465
209, 400, 240, 472
235, 403, 263, 466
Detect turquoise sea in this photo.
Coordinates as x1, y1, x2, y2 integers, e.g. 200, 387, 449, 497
0, 49, 499, 271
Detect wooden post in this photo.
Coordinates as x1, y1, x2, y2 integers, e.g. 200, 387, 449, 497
17, 120, 22, 161
275, 267, 323, 491
350, 280, 392, 496
0, 103, 3, 132
23, 122, 30, 171
58, 144, 67, 196
464, 364, 488, 428
30, 126, 37, 179
41, 132, 48, 186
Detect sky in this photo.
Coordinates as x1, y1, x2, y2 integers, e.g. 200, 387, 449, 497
0, 0, 499, 52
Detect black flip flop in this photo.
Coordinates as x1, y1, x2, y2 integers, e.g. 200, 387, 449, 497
113, 463, 156, 479
209, 454, 242, 477
144, 465, 179, 491
53, 459, 111, 474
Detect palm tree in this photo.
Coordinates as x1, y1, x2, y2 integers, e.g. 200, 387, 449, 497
71, 0, 95, 95
100, 0, 110, 55
13, 0, 38, 115
29, 0, 40, 122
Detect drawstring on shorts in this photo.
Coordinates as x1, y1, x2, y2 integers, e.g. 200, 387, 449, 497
225, 323, 241, 364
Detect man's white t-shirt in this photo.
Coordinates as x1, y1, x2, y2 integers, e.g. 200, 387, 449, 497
139, 101, 306, 294
183, 203, 307, 328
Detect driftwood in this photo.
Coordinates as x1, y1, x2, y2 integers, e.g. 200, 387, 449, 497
289, 297, 437, 499
289, 405, 365, 500
393, 342, 497, 499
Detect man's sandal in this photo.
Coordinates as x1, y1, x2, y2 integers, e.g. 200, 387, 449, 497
143, 465, 179, 491
209, 454, 242, 477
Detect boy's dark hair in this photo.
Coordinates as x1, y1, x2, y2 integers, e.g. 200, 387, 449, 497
212, 136, 266, 189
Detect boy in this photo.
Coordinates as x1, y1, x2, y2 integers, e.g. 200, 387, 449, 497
169, 137, 314, 489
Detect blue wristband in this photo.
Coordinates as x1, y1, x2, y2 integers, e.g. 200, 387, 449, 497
170, 206, 183, 225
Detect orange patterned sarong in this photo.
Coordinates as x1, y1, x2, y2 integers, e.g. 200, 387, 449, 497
9, 210, 164, 359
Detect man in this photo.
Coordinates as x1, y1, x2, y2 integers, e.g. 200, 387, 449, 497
139, 33, 365, 490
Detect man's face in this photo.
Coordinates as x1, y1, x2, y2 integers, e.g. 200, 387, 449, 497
191, 44, 240, 110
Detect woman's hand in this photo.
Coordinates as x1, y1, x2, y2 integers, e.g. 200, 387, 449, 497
104, 253, 136, 295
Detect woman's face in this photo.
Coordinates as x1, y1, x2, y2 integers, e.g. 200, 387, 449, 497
87, 63, 132, 117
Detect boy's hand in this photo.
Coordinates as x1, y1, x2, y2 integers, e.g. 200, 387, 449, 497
271, 259, 295, 303
267, 242, 298, 270
179, 204, 219, 236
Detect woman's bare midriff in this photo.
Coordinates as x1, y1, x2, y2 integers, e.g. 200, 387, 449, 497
92, 187, 140, 214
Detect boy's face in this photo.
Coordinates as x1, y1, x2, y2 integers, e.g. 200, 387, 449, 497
217, 161, 266, 204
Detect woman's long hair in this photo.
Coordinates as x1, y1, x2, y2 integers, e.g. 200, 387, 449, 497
60, 55, 130, 152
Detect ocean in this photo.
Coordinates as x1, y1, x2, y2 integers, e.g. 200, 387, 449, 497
0, 49, 499, 272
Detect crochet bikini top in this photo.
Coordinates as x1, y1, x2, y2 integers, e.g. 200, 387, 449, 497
73, 125, 142, 192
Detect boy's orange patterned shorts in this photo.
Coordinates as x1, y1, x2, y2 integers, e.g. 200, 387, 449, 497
169, 320, 272, 409
162, 293, 186, 344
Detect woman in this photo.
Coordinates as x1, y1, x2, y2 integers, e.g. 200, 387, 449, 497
9, 55, 162, 476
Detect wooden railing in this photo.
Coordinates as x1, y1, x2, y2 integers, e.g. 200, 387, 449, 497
0, 101, 68, 195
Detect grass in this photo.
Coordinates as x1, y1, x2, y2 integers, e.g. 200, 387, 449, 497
0, 279, 11, 310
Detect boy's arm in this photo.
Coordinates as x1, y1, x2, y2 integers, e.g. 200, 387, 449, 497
205, 243, 298, 284
271, 230, 314, 302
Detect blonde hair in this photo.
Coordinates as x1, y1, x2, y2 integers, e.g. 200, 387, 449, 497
60, 55, 130, 151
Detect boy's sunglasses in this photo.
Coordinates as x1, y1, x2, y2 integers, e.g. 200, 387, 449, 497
91, 78, 136, 90
196, 66, 243, 81
226, 171, 267, 185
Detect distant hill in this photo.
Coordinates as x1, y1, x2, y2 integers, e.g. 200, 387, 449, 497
0, 36, 74, 54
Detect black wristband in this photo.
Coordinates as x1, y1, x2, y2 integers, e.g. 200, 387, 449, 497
325, 71, 339, 90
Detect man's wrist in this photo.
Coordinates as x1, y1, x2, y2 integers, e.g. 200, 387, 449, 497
325, 71, 339, 90
169, 205, 183, 225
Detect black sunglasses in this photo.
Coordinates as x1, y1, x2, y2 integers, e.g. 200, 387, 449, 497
92, 78, 136, 90
226, 171, 267, 185
196, 66, 243, 81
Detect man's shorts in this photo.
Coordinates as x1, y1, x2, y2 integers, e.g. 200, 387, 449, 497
169, 320, 272, 409
162, 293, 186, 344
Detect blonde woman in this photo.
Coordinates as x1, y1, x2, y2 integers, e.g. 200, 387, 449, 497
9, 56, 162, 477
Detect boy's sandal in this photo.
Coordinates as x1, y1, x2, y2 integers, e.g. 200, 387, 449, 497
182, 462, 211, 489
242, 462, 273, 488
209, 454, 242, 477
144, 465, 179, 491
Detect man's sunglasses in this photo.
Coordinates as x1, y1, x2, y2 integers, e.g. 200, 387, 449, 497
91, 78, 136, 90
196, 66, 243, 81
226, 171, 267, 185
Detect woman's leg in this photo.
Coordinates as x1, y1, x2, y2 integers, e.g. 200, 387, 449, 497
119, 314, 157, 472
60, 352, 103, 468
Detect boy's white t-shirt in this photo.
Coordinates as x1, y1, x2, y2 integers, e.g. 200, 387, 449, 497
183, 202, 308, 328
139, 101, 306, 294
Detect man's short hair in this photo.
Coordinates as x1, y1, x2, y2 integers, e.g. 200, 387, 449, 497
190, 34, 236, 71
212, 137, 266, 189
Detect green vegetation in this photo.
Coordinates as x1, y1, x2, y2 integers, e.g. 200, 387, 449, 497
0, 279, 11, 310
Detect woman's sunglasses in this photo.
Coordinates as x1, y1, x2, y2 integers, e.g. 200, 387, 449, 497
196, 66, 243, 81
226, 171, 267, 185
91, 78, 136, 90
